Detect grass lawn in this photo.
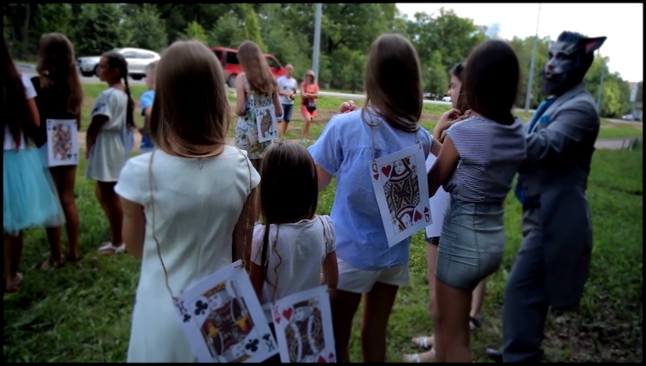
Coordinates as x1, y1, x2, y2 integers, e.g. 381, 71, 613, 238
78, 84, 642, 141
3, 87, 643, 362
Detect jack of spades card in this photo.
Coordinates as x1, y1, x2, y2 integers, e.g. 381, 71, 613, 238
46, 119, 78, 167
371, 144, 431, 247
273, 286, 336, 363
175, 260, 277, 363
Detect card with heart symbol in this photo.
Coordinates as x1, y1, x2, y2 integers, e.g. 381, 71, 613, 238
255, 105, 278, 143
272, 286, 336, 363
175, 260, 277, 363
370, 144, 431, 247
46, 119, 79, 167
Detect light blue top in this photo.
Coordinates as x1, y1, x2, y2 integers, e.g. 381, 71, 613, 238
139, 90, 155, 150
308, 109, 432, 270
444, 115, 526, 203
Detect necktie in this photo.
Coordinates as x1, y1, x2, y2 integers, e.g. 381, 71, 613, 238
514, 98, 556, 206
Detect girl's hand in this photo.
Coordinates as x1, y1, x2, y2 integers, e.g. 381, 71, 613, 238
438, 108, 461, 126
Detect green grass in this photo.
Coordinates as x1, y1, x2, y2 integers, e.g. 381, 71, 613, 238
3, 143, 642, 361
77, 84, 642, 140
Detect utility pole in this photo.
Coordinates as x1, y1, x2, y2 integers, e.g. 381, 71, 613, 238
312, 3, 323, 82
596, 51, 606, 114
524, 3, 542, 111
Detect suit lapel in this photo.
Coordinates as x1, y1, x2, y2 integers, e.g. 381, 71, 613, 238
533, 83, 586, 132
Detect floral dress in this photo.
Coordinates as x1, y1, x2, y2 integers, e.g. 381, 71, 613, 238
235, 89, 274, 160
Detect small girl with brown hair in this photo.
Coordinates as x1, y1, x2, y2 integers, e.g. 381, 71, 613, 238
234, 40, 283, 172
85, 51, 136, 254
31, 32, 84, 269
249, 140, 338, 362
115, 40, 259, 362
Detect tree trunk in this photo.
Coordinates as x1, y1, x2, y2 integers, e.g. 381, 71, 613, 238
21, 3, 30, 59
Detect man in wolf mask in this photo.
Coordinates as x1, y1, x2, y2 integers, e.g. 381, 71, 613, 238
487, 31, 606, 362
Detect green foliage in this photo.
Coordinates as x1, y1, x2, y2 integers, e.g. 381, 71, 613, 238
70, 4, 130, 56
242, 6, 265, 51
178, 21, 209, 45
122, 4, 168, 52
209, 12, 245, 49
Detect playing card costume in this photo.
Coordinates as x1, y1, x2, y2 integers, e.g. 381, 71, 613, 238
488, 31, 606, 363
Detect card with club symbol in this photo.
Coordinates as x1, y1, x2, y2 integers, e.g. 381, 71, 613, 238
46, 119, 79, 167
174, 260, 278, 363
272, 286, 336, 363
370, 144, 431, 247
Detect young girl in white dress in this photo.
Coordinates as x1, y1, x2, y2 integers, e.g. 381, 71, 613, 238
115, 40, 259, 362
249, 141, 338, 362
85, 51, 135, 255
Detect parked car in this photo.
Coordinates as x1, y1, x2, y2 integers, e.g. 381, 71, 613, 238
211, 46, 286, 88
442, 95, 452, 102
76, 47, 161, 80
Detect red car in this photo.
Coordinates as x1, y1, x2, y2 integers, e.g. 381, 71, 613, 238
211, 46, 286, 88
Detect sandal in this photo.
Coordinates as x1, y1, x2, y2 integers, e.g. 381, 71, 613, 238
34, 257, 65, 271
5, 272, 24, 293
66, 254, 83, 268
411, 336, 434, 349
97, 242, 126, 255
403, 349, 436, 363
469, 316, 481, 331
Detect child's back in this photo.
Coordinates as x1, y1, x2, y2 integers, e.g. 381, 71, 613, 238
251, 214, 336, 321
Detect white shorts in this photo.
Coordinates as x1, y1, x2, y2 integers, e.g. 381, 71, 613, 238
337, 258, 410, 294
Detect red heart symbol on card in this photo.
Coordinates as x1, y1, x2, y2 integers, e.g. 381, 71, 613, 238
373, 173, 379, 180
329, 352, 335, 362
317, 355, 327, 363
381, 165, 392, 178
424, 206, 429, 215
414, 210, 423, 222
282, 308, 293, 321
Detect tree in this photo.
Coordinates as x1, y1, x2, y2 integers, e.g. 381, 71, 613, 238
423, 50, 448, 94
178, 21, 209, 45
71, 4, 129, 56
209, 13, 245, 49
337, 48, 365, 93
242, 6, 265, 51
123, 4, 167, 52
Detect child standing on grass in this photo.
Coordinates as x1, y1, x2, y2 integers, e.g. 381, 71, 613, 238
138, 61, 157, 154
85, 51, 135, 255
31, 32, 84, 270
3, 36, 64, 292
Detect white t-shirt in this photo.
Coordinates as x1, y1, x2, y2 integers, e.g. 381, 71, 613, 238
277, 75, 298, 105
115, 146, 261, 362
251, 215, 336, 322
3, 73, 37, 150
425, 154, 451, 238
85, 88, 129, 181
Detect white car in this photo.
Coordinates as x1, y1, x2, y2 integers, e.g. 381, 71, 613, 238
76, 47, 160, 80
442, 96, 452, 102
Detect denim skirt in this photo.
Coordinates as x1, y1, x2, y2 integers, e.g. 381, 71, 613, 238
435, 196, 505, 290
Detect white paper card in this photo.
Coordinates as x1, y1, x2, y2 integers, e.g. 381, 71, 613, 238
272, 286, 337, 363
174, 260, 278, 363
424, 154, 451, 239
370, 144, 431, 247
46, 119, 79, 167
255, 105, 278, 143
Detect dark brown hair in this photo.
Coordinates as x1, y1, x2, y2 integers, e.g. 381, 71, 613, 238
36, 32, 84, 129
258, 141, 318, 294
238, 40, 276, 95
463, 40, 519, 125
451, 62, 469, 114
149, 40, 230, 157
3, 36, 32, 149
102, 50, 135, 129
363, 33, 423, 132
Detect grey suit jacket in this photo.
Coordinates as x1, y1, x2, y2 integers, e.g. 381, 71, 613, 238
519, 83, 599, 310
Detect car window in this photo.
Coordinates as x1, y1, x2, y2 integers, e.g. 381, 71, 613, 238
121, 51, 137, 59
213, 50, 223, 61
225, 52, 239, 65
137, 52, 155, 59
266, 56, 279, 69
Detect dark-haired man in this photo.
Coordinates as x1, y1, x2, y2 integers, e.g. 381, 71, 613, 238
487, 31, 606, 363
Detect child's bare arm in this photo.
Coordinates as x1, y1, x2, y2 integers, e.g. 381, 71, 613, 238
321, 251, 339, 289
86, 115, 109, 157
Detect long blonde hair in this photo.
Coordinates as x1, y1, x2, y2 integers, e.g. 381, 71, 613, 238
237, 40, 276, 95
362, 33, 422, 132
149, 40, 230, 157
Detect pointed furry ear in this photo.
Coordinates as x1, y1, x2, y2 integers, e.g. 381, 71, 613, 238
584, 37, 607, 54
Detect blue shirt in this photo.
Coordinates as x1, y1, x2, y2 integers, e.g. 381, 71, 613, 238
139, 90, 155, 150
308, 109, 432, 270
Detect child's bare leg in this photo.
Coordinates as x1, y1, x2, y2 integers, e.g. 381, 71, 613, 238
97, 181, 123, 253
4, 232, 24, 291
